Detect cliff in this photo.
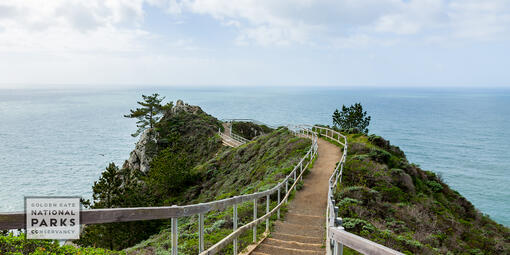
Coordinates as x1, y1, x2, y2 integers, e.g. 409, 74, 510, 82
331, 132, 510, 254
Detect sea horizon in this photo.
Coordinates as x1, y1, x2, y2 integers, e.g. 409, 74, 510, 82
0, 86, 509, 227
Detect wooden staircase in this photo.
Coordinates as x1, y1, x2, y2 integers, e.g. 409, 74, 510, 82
251, 138, 341, 255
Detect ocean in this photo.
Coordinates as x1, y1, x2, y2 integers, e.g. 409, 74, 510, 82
0, 87, 508, 226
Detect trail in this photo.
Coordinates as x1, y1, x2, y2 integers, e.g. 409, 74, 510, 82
252, 138, 342, 255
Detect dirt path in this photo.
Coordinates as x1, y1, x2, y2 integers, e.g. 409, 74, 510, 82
252, 138, 342, 255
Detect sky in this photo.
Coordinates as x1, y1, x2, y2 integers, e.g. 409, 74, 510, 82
0, 0, 509, 88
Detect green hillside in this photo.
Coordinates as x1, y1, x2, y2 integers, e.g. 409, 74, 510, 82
126, 128, 312, 254
332, 132, 510, 254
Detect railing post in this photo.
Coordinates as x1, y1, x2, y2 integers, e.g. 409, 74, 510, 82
293, 170, 297, 191
277, 187, 281, 219
253, 199, 257, 242
199, 213, 204, 253
334, 226, 345, 255
266, 195, 270, 232
171, 217, 178, 255
285, 181, 289, 203
233, 203, 238, 255
300, 161, 303, 182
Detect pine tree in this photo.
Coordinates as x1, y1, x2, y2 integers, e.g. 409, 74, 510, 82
332, 103, 371, 134
124, 93, 172, 137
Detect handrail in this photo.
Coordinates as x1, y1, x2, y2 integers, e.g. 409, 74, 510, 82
218, 131, 245, 147
0, 127, 318, 255
230, 132, 250, 144
201, 128, 316, 255
314, 125, 403, 255
1, 125, 404, 255
220, 119, 276, 129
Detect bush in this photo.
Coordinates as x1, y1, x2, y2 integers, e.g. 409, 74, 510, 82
426, 181, 443, 193
368, 148, 392, 164
0, 233, 123, 255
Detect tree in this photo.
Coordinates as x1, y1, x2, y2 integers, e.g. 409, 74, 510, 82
332, 103, 371, 134
77, 163, 161, 250
124, 93, 172, 137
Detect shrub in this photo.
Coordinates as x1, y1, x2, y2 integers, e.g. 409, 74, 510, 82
0, 233, 123, 254
368, 148, 392, 164
426, 181, 443, 193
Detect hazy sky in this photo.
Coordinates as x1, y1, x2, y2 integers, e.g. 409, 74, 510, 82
0, 0, 509, 88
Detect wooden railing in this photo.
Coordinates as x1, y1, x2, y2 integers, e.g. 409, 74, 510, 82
220, 119, 276, 129
0, 127, 318, 255
313, 126, 404, 255
1, 125, 405, 255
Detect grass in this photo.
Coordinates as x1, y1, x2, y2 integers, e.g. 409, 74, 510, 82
126, 128, 314, 254
320, 129, 510, 254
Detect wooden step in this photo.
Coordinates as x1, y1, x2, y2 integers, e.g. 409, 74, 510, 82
264, 238, 324, 252
274, 222, 324, 237
283, 213, 326, 226
255, 243, 324, 255
252, 252, 271, 255
270, 232, 323, 244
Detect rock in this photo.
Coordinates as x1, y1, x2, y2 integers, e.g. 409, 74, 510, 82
170, 99, 202, 115
123, 129, 154, 173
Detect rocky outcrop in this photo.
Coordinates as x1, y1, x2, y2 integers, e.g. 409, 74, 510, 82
168, 99, 202, 116
123, 100, 208, 173
123, 129, 154, 173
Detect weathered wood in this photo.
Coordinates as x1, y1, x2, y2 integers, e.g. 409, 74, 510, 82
171, 217, 178, 255
233, 204, 238, 255
329, 227, 404, 255
0, 181, 288, 230
199, 161, 307, 255
199, 213, 205, 253
0, 212, 24, 229
253, 199, 257, 243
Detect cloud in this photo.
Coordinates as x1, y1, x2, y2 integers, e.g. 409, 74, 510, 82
0, 0, 150, 53
0, 0, 509, 87
170, 0, 510, 47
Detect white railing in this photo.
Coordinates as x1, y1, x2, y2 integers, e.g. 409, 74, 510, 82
0, 125, 405, 255
200, 126, 318, 254
312, 126, 404, 255
230, 132, 250, 144
218, 131, 245, 147
221, 119, 276, 129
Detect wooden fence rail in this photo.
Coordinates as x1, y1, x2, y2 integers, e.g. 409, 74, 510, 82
0, 126, 318, 255
0, 124, 405, 255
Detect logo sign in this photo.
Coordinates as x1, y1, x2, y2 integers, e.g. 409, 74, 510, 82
25, 196, 80, 239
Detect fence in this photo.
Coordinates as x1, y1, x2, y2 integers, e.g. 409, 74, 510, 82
1, 125, 404, 255
312, 125, 404, 255
0, 127, 318, 255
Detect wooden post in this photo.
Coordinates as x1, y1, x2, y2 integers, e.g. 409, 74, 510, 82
253, 199, 257, 242
171, 217, 178, 255
266, 195, 270, 232
199, 213, 204, 253
277, 188, 281, 219
293, 170, 297, 191
233, 204, 238, 255
300, 163, 303, 181
285, 181, 288, 203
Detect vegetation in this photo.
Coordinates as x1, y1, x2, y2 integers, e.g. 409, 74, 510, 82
77, 101, 224, 250
332, 103, 371, 134
231, 121, 273, 140
0, 233, 123, 255
126, 128, 312, 254
73, 99, 311, 254
330, 131, 510, 254
124, 93, 172, 137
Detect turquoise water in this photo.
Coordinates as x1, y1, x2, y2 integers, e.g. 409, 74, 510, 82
0, 87, 509, 226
